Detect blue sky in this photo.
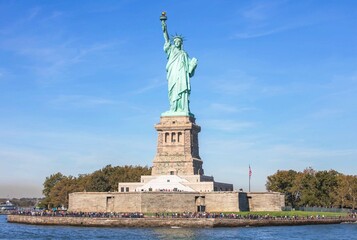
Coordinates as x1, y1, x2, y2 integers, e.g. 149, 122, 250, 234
1, 0, 356, 198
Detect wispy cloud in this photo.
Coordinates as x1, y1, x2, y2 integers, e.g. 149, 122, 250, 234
310, 108, 345, 119
232, 0, 318, 39
15, 41, 115, 80
0, 8, 119, 83
260, 85, 286, 96
210, 103, 238, 113
234, 25, 297, 39
267, 144, 357, 160
0, 148, 48, 165
209, 70, 290, 98
51, 94, 119, 108
210, 70, 255, 95
42, 11, 63, 22
241, 1, 285, 21
205, 119, 255, 132
213, 81, 251, 95
210, 103, 254, 113
28, 6, 41, 20
49, 94, 149, 114
67, 43, 113, 63
307, 72, 357, 116
129, 77, 166, 95
324, 73, 357, 97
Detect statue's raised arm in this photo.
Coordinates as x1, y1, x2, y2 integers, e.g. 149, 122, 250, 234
160, 12, 198, 117
160, 12, 169, 44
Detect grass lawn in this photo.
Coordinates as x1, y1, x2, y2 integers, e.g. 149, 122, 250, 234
145, 211, 349, 217
225, 211, 348, 217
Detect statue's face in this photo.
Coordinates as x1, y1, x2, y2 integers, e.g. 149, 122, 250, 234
174, 38, 182, 49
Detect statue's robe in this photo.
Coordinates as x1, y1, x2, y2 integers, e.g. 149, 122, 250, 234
164, 42, 196, 114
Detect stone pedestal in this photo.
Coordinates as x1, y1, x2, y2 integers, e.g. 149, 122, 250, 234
151, 116, 204, 175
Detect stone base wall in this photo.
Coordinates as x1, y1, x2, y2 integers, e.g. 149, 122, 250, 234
68, 192, 108, 212
8, 215, 353, 228
247, 192, 285, 211
69, 191, 250, 213
69, 191, 284, 213
141, 192, 197, 212
113, 193, 142, 212
205, 192, 239, 212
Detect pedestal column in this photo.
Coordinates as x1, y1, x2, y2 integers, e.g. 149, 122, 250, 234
151, 116, 204, 176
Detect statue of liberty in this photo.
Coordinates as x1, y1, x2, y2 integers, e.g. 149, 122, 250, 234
160, 12, 198, 117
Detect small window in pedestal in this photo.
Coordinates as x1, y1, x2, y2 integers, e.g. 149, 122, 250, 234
171, 132, 176, 143
178, 132, 182, 142
165, 132, 169, 143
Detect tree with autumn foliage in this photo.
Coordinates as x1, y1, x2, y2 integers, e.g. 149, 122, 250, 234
42, 165, 151, 208
266, 167, 357, 209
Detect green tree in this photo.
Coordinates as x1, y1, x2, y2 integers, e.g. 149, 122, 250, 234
86, 165, 151, 192
42, 165, 152, 208
87, 170, 110, 192
344, 175, 357, 209
350, 176, 357, 209
334, 174, 349, 208
314, 170, 339, 207
266, 170, 298, 207
49, 176, 81, 208
42, 172, 66, 208
294, 168, 319, 207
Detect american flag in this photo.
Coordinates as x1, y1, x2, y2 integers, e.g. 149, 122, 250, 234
249, 165, 252, 177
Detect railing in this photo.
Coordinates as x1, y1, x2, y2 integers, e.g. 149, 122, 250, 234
282, 206, 356, 213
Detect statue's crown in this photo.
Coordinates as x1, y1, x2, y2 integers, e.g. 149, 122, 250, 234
172, 33, 185, 41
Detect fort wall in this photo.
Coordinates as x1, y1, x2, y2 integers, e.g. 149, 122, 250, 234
247, 192, 285, 211
69, 191, 283, 213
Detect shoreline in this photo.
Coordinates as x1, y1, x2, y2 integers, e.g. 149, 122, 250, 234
7, 215, 357, 228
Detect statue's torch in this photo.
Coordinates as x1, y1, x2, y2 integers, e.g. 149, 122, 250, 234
160, 11, 167, 21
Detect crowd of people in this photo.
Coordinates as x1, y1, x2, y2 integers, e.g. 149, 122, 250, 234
12, 210, 356, 220
13, 210, 144, 218
153, 212, 355, 220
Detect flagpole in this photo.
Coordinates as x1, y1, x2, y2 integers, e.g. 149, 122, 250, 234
249, 165, 251, 192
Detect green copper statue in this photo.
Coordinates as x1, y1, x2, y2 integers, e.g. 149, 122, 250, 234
160, 12, 198, 117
